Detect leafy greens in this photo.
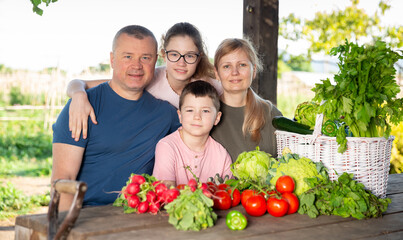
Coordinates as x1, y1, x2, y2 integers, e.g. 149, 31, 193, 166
312, 40, 403, 152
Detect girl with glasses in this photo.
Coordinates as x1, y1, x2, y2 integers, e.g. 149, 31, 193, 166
66, 22, 222, 141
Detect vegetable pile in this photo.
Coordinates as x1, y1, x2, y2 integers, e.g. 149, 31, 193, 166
298, 172, 391, 219
113, 147, 392, 232
312, 40, 403, 153
113, 174, 180, 214
267, 149, 328, 196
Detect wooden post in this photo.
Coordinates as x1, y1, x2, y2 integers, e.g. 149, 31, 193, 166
243, 0, 279, 105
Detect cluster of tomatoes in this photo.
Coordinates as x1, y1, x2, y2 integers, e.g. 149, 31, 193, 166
204, 175, 299, 218
123, 175, 180, 214
198, 182, 241, 210
242, 175, 299, 217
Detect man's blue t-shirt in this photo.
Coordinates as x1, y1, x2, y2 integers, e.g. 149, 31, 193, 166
53, 82, 180, 206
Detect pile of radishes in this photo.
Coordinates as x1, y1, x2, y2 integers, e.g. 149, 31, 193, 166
118, 174, 180, 214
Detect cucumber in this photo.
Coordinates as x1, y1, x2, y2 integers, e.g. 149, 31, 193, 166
272, 116, 314, 135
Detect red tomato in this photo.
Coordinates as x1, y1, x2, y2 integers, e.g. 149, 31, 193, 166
241, 189, 255, 207
275, 175, 295, 193
218, 183, 230, 191
282, 192, 299, 214
241, 189, 263, 207
213, 190, 232, 210
244, 195, 267, 217
267, 197, 289, 217
227, 188, 241, 207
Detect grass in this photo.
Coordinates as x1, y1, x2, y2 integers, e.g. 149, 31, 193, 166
0, 181, 50, 220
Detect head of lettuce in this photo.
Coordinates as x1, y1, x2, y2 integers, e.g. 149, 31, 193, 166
231, 147, 276, 184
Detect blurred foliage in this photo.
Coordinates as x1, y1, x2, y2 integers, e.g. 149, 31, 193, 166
390, 122, 403, 174
30, 0, 58, 16
277, 93, 313, 119
0, 64, 13, 74
0, 120, 52, 161
0, 182, 50, 219
86, 63, 111, 74
8, 87, 46, 106
41, 67, 67, 75
279, 51, 313, 72
280, 0, 402, 58
0, 119, 53, 177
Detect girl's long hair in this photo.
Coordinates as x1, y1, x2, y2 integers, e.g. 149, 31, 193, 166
214, 38, 270, 143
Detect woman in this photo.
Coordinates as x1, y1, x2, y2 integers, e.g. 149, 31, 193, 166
67, 22, 221, 141
210, 38, 282, 161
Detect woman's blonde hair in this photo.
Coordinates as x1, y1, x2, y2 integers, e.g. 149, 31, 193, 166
161, 22, 214, 79
214, 38, 270, 143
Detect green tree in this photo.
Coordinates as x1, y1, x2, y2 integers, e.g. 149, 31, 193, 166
280, 0, 402, 57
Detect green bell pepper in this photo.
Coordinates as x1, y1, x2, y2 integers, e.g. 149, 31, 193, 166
226, 210, 247, 230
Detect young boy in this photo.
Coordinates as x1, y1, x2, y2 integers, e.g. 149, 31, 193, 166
152, 81, 232, 186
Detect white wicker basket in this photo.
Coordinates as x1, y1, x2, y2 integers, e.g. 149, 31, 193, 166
275, 115, 394, 198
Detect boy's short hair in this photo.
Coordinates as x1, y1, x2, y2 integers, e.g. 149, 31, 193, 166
179, 81, 220, 111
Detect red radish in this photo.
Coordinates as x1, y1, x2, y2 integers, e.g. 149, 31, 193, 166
137, 201, 149, 214
127, 195, 140, 209
126, 182, 140, 196
146, 190, 157, 203
190, 185, 197, 192
152, 181, 160, 186
200, 183, 208, 190
156, 195, 164, 204
188, 178, 197, 188
202, 189, 213, 198
124, 191, 130, 199
162, 188, 180, 203
148, 202, 161, 214
132, 175, 146, 185
154, 182, 168, 196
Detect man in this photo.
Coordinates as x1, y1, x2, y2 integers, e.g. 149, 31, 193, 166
52, 25, 180, 210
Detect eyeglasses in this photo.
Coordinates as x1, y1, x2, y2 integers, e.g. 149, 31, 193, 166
165, 50, 200, 64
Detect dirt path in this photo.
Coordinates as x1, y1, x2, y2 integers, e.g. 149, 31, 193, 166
0, 176, 50, 240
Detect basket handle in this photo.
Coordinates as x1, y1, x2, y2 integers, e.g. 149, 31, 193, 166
309, 106, 325, 144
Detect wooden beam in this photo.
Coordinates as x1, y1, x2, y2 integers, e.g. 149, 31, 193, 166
243, 0, 279, 104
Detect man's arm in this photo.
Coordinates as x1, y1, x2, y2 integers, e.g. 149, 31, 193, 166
51, 143, 85, 211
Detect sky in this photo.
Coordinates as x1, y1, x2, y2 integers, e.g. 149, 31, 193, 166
0, 0, 401, 74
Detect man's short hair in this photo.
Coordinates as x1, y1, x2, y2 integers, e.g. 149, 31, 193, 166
112, 25, 157, 52
179, 80, 220, 111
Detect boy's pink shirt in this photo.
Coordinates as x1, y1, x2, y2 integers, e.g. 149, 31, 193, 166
152, 128, 233, 185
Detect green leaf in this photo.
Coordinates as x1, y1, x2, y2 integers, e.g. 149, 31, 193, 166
342, 97, 353, 114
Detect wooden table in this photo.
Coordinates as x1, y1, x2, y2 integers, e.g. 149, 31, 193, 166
15, 174, 403, 240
